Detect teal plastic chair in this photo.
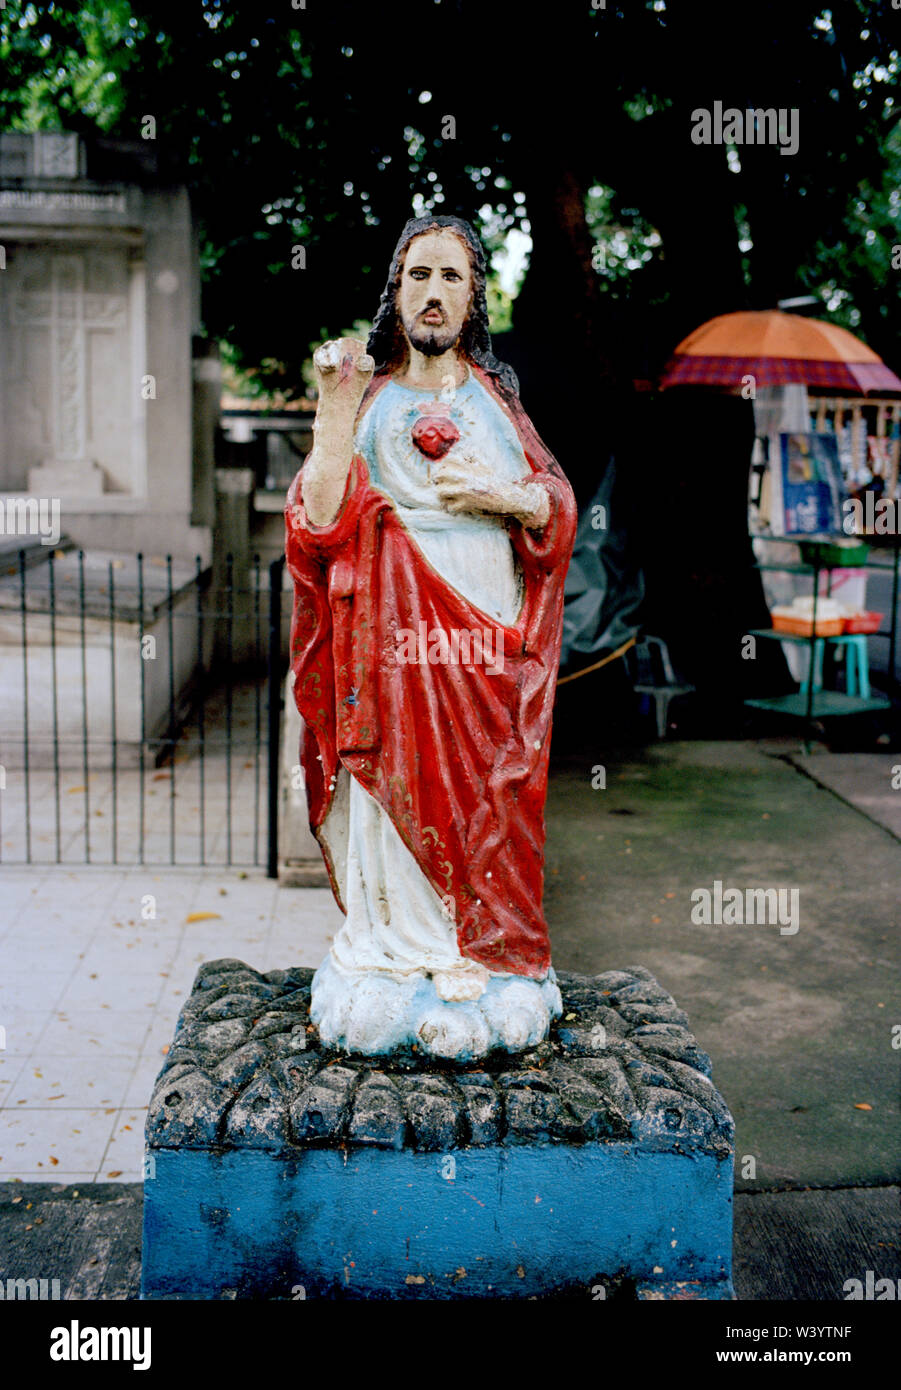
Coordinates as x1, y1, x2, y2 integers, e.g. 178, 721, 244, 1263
799, 634, 870, 699
834, 634, 871, 699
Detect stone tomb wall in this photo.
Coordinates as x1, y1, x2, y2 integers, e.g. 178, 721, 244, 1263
0, 241, 139, 494
0, 135, 211, 561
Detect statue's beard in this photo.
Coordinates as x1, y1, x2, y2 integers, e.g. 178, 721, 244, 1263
404, 316, 461, 358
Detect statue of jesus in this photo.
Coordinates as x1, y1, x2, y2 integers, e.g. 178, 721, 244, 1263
286, 215, 576, 1059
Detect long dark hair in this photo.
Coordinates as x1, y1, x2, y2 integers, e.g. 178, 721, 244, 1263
366, 215, 519, 395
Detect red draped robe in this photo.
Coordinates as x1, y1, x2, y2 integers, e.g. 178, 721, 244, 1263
285, 363, 576, 979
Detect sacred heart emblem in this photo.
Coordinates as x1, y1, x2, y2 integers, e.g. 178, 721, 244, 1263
411, 405, 460, 462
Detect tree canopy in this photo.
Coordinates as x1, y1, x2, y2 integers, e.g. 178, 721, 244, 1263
2, 0, 899, 490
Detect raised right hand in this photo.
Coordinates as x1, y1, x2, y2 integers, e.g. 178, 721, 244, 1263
302, 339, 375, 527
313, 337, 375, 417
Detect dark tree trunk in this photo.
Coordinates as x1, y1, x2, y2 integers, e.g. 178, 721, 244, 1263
509, 165, 627, 510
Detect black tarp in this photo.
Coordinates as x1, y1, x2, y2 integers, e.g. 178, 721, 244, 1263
559, 459, 644, 672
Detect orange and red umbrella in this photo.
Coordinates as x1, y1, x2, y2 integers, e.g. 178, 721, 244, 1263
660, 310, 901, 395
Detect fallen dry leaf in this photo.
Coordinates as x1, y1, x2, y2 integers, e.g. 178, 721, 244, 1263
49, 1156, 58, 1166
107, 1170, 123, 1178
185, 911, 222, 923
854, 1102, 873, 1111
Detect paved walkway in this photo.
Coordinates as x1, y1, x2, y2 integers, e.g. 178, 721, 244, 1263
543, 737, 899, 1191
789, 749, 901, 841
0, 867, 340, 1182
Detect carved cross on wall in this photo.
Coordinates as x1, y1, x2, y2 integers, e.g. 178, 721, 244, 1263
11, 254, 127, 463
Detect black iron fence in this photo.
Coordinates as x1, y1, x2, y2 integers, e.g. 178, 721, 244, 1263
0, 547, 288, 872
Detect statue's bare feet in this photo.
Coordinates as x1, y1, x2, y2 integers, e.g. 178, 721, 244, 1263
417, 1005, 490, 1061
310, 956, 561, 1058
479, 977, 553, 1051
432, 959, 490, 1002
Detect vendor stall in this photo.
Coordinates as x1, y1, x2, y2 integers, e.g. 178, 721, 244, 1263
660, 309, 901, 739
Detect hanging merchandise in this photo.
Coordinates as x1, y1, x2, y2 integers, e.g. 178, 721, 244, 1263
777, 432, 845, 535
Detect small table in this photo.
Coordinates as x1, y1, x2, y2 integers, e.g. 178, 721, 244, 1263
745, 628, 890, 720
744, 538, 898, 747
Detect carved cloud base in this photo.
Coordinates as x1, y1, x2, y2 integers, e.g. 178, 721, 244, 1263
310, 953, 563, 1059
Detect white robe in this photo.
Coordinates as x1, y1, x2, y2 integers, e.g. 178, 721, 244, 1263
320, 367, 531, 988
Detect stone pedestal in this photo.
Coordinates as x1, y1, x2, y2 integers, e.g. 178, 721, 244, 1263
142, 960, 734, 1300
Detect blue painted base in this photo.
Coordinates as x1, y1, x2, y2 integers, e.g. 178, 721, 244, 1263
141, 962, 735, 1300
142, 1143, 733, 1300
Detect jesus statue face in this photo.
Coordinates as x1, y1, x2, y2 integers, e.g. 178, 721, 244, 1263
397, 228, 473, 359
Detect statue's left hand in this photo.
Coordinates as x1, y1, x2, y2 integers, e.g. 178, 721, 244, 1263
434, 455, 550, 529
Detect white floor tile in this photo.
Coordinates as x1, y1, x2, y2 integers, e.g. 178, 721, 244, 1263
4, 1054, 136, 1109
36, 1009, 154, 1057
0, 1012, 50, 1055
1, 1172, 97, 1185
0, 1107, 117, 1177
99, 1110, 148, 1181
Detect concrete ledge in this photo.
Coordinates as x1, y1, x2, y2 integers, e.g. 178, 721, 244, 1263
277, 862, 331, 888
142, 960, 734, 1299
278, 670, 329, 887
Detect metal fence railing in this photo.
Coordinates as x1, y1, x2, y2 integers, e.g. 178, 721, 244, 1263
0, 548, 287, 871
